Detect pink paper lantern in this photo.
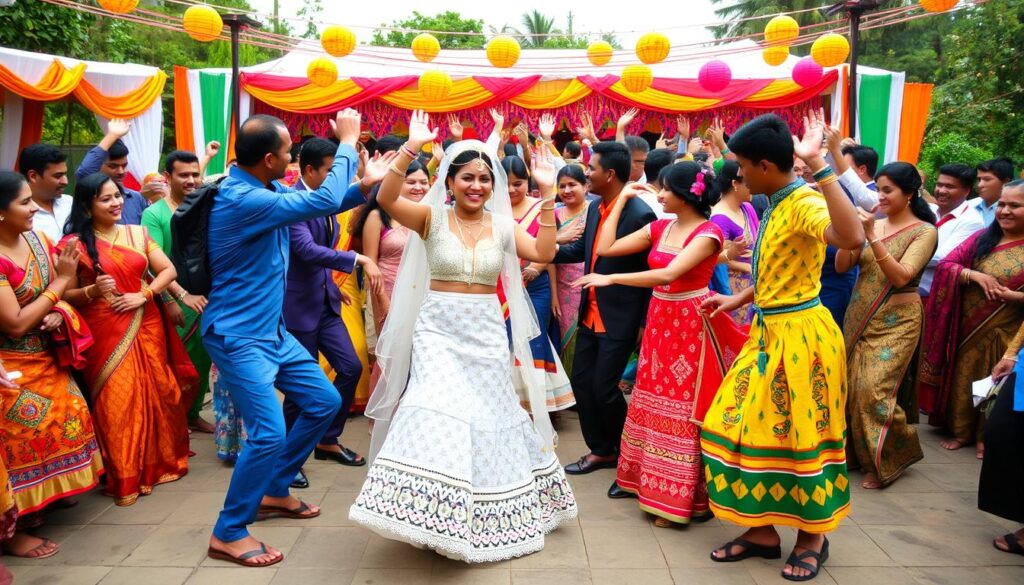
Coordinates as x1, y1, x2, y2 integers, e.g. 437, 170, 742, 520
698, 60, 732, 93
792, 57, 823, 88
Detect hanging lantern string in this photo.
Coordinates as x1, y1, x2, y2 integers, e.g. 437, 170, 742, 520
45, 0, 982, 72
158, 0, 835, 40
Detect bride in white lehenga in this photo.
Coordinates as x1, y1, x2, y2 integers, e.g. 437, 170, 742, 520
349, 111, 577, 562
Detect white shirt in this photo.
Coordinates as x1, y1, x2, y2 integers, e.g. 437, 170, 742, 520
32, 194, 73, 243
918, 200, 986, 296
838, 167, 879, 212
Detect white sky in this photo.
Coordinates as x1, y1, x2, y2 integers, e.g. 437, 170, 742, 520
247, 0, 720, 46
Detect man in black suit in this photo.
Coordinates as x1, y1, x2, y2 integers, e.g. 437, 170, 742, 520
554, 141, 656, 476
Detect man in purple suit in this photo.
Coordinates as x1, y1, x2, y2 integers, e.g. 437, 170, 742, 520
283, 138, 384, 486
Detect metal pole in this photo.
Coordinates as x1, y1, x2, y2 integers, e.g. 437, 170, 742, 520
848, 7, 862, 138
230, 22, 239, 134
221, 15, 262, 137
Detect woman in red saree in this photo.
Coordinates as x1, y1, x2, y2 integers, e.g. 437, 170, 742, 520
0, 172, 103, 558
919, 181, 1024, 457
575, 163, 746, 527
58, 173, 197, 506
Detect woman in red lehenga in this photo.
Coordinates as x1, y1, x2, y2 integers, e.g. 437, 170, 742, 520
58, 173, 197, 506
575, 162, 747, 527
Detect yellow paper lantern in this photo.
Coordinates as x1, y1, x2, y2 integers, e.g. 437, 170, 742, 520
487, 35, 521, 68
182, 5, 223, 43
321, 25, 356, 58
811, 33, 850, 67
620, 64, 653, 93
587, 41, 614, 66
763, 45, 789, 66
764, 15, 800, 47
635, 32, 670, 65
919, 0, 958, 12
307, 57, 338, 88
411, 33, 441, 63
419, 70, 453, 101
97, 0, 139, 13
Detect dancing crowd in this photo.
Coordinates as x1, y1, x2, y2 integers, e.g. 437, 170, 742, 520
0, 101, 1022, 581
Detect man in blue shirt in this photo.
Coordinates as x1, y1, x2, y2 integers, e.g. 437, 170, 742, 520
74, 118, 151, 224
203, 110, 367, 567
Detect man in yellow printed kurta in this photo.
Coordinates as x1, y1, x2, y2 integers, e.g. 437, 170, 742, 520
701, 111, 865, 582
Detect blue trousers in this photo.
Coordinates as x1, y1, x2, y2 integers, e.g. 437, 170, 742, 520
284, 304, 362, 444
203, 329, 341, 542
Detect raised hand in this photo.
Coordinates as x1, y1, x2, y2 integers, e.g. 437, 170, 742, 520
538, 113, 556, 141
793, 107, 827, 163
687, 137, 704, 155
408, 110, 438, 150
675, 115, 691, 141
655, 132, 669, 150
107, 118, 131, 138
708, 117, 727, 149
857, 207, 877, 240
332, 108, 362, 146
530, 145, 557, 194
489, 108, 505, 134
362, 151, 400, 186
617, 107, 639, 130
823, 124, 844, 156
431, 139, 444, 164
576, 112, 597, 143
447, 114, 464, 141
205, 141, 221, 159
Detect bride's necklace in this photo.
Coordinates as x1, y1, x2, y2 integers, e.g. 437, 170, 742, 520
453, 213, 485, 244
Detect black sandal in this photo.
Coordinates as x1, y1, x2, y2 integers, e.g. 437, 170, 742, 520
994, 533, 1024, 556
782, 537, 829, 582
710, 537, 782, 562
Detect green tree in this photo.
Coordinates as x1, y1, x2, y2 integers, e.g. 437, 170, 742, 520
296, 0, 323, 40
924, 0, 1024, 165
0, 0, 94, 56
519, 10, 560, 48
372, 11, 486, 49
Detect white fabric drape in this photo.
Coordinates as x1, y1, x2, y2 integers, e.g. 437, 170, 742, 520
1, 92, 24, 169
89, 68, 163, 185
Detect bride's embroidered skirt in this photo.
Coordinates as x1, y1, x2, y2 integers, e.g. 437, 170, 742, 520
349, 291, 577, 562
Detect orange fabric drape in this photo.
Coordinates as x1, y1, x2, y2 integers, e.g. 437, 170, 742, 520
244, 79, 362, 113
72, 71, 167, 120
0, 60, 84, 101
15, 99, 44, 169
380, 78, 494, 112
510, 79, 593, 109
608, 83, 721, 112
173, 66, 196, 152
897, 82, 934, 165
840, 66, 851, 138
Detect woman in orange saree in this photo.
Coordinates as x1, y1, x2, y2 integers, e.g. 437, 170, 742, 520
0, 172, 103, 558
59, 173, 197, 506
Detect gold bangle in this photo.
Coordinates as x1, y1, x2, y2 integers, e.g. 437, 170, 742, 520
84, 285, 96, 300
386, 164, 406, 178
817, 174, 839, 188
41, 289, 60, 304
538, 220, 557, 227
876, 253, 892, 263
962, 268, 973, 284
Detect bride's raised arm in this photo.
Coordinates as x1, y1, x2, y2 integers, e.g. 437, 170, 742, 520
377, 110, 437, 238
514, 146, 558, 263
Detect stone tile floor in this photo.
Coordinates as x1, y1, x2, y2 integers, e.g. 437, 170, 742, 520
5, 410, 1023, 585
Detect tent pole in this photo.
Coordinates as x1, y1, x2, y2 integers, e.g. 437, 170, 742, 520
848, 7, 863, 138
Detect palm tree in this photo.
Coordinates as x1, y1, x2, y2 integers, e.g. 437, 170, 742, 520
520, 10, 561, 48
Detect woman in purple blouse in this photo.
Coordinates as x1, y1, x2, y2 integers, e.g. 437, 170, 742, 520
710, 160, 759, 329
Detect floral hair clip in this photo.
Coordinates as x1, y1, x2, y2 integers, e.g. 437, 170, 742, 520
690, 170, 707, 198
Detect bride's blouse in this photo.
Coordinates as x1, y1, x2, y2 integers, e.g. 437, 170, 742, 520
423, 207, 509, 287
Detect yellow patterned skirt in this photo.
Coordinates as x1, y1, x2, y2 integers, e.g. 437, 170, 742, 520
700, 303, 851, 533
